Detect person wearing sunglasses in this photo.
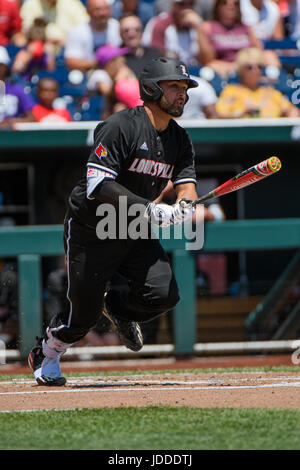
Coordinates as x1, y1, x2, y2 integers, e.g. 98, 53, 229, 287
119, 13, 162, 78
216, 47, 299, 118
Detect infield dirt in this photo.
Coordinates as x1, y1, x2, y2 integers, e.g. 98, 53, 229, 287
0, 354, 300, 412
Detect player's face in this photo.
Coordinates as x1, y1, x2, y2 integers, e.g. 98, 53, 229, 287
157, 80, 189, 117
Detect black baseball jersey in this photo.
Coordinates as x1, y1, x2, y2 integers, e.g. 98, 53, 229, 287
67, 106, 196, 228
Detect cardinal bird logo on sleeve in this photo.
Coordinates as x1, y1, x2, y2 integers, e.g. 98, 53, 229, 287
95, 143, 108, 159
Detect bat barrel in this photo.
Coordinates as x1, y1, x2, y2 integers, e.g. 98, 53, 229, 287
192, 156, 281, 207
254, 156, 281, 175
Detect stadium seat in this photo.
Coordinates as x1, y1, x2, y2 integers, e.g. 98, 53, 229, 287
80, 96, 104, 121
263, 38, 300, 67
31, 68, 69, 86
188, 65, 227, 96
6, 44, 23, 62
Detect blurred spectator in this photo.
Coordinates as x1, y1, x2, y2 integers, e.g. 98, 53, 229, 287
32, 77, 73, 123
240, 0, 285, 40
119, 13, 162, 78
179, 74, 219, 119
114, 77, 143, 109
216, 47, 300, 117
64, 0, 121, 72
87, 44, 142, 118
0, 46, 35, 128
143, 0, 203, 66
155, 0, 215, 20
275, 1, 292, 36
0, 0, 26, 47
198, 0, 264, 77
0, 260, 18, 348
112, 0, 155, 28
287, 0, 300, 40
45, 261, 120, 347
20, 0, 89, 47
11, 18, 56, 80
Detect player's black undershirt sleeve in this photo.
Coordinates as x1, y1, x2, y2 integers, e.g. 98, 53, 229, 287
93, 179, 150, 209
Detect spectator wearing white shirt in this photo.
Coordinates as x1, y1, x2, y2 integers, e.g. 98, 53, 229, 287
179, 75, 219, 119
20, 0, 89, 46
64, 0, 121, 72
240, 0, 285, 40
287, 0, 300, 40
143, 0, 203, 66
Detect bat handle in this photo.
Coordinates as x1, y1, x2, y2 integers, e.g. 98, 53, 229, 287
191, 192, 214, 207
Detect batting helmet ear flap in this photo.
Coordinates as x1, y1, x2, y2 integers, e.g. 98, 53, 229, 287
139, 79, 164, 102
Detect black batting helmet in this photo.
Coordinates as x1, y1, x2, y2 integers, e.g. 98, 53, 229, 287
139, 57, 198, 102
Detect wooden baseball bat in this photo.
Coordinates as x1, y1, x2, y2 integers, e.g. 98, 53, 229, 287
191, 156, 282, 207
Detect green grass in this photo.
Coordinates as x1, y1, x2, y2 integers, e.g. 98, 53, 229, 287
1, 406, 300, 450
1, 366, 300, 450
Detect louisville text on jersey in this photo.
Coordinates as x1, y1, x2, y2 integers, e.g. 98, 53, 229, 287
128, 158, 174, 179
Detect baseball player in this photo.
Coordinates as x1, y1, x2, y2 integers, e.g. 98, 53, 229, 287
28, 57, 199, 386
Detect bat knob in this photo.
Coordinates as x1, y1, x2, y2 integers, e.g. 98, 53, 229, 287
179, 198, 193, 209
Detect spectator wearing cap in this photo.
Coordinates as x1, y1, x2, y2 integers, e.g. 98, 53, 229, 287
0, 46, 35, 128
240, 0, 285, 40
64, 0, 121, 72
0, 0, 26, 47
119, 14, 162, 78
112, 0, 155, 28
20, 0, 89, 46
32, 77, 72, 123
143, 0, 204, 66
87, 44, 142, 118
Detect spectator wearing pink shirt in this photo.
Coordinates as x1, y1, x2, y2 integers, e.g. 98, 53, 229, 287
198, 0, 263, 77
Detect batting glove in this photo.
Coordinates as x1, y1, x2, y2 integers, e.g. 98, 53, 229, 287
145, 202, 175, 227
172, 198, 194, 225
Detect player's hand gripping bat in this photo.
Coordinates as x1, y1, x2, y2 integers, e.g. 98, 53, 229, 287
185, 156, 281, 208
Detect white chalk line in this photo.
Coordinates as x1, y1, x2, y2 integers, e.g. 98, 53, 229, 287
1, 381, 300, 397
0, 408, 83, 413
1, 373, 300, 386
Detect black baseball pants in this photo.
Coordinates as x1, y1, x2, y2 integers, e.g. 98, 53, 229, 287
48, 217, 180, 344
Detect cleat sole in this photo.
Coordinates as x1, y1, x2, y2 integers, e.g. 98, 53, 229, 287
36, 375, 67, 387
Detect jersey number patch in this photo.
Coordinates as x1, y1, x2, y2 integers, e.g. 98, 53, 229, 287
95, 143, 108, 159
